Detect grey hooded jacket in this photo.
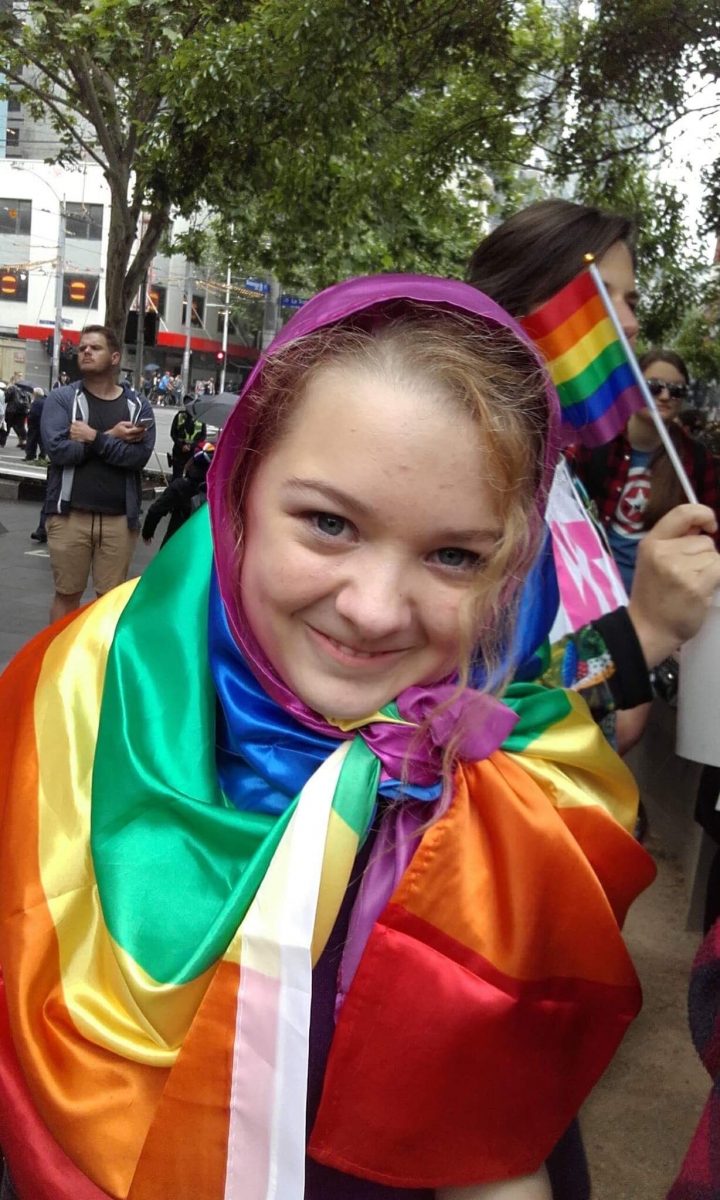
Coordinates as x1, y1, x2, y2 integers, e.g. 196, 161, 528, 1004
40, 381, 156, 530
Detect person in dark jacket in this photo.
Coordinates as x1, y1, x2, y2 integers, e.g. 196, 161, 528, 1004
169, 408, 206, 478
0, 378, 29, 448
142, 440, 215, 547
24, 390, 47, 462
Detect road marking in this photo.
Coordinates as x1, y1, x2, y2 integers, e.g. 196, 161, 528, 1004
25, 549, 50, 558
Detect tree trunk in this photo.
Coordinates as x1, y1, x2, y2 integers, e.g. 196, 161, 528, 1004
103, 186, 170, 347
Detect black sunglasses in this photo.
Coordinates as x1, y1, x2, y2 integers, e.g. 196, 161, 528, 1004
646, 377, 688, 402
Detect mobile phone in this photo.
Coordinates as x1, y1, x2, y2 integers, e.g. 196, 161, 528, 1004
135, 417, 154, 427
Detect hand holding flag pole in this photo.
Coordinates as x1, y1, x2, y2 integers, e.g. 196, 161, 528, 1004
585, 256, 697, 504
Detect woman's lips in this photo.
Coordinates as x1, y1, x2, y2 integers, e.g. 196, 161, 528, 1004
306, 626, 409, 667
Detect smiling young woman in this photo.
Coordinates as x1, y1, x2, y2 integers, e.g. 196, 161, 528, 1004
0, 274, 654, 1200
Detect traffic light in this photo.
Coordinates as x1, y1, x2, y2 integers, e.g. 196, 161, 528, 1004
0, 268, 29, 301
63, 273, 99, 308
215, 350, 226, 364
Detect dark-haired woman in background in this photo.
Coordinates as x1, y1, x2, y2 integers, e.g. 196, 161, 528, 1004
468, 200, 720, 736
572, 348, 720, 593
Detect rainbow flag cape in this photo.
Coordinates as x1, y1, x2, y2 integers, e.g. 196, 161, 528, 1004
0, 511, 655, 1199
521, 268, 645, 448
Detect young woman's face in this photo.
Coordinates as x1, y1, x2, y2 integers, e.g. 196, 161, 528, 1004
596, 240, 639, 345
639, 358, 687, 426
240, 364, 504, 719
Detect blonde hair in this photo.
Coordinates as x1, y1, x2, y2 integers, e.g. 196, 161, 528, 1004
227, 305, 550, 697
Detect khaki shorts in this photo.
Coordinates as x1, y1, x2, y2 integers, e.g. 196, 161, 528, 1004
46, 511, 138, 597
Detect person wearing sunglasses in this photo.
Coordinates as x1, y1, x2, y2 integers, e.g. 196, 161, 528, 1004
571, 348, 720, 594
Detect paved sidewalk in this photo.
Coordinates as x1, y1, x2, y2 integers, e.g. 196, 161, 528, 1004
0, 495, 157, 670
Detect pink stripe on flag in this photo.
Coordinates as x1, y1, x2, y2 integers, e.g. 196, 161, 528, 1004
225, 968, 280, 1200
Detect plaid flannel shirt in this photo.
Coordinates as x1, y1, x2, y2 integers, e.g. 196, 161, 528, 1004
569, 425, 720, 544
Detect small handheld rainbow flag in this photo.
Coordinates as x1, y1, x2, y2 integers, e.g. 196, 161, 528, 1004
521, 266, 645, 448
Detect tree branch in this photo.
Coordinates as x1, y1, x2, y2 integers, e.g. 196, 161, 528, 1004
0, 65, 109, 170
68, 51, 123, 175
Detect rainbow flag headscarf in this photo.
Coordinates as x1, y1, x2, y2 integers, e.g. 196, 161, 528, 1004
521, 267, 645, 448
0, 276, 655, 1200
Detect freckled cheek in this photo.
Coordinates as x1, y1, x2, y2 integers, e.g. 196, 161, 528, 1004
425, 592, 470, 659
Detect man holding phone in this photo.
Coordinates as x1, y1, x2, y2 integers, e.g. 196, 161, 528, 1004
41, 324, 156, 623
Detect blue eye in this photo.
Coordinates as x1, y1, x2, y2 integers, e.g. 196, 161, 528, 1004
433, 547, 483, 571
313, 512, 347, 537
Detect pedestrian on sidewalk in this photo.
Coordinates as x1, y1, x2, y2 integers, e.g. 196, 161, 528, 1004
169, 407, 206, 478
142, 438, 215, 547
23, 389, 48, 462
0, 377, 29, 449
40, 324, 155, 624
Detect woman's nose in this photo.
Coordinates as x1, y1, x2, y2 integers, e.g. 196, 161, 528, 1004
618, 300, 639, 346
334, 558, 413, 640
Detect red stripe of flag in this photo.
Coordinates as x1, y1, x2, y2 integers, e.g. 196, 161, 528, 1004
531, 292, 607, 362
521, 271, 597, 341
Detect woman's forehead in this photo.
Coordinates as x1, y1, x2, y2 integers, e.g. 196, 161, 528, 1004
251, 366, 502, 527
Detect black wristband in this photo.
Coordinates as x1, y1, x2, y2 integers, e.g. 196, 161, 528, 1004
592, 607, 653, 710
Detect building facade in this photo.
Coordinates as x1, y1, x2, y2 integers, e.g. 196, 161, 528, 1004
0, 159, 259, 390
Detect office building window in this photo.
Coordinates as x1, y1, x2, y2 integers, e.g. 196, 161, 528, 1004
5, 128, 19, 149
65, 202, 104, 241
0, 198, 31, 235
0, 268, 29, 302
181, 293, 205, 328
147, 283, 166, 318
7, 96, 21, 114
62, 273, 100, 308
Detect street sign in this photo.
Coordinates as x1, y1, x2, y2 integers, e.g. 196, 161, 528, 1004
39, 317, 72, 326
280, 295, 307, 309
244, 277, 270, 294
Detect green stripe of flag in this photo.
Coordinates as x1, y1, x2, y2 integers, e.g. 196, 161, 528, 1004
501, 682, 572, 752
556, 338, 626, 409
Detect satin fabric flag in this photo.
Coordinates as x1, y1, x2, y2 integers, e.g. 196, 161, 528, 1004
521, 268, 645, 448
0, 510, 655, 1199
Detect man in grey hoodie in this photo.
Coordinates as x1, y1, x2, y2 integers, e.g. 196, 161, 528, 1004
40, 324, 155, 624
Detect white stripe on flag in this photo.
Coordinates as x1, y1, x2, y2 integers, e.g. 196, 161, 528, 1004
224, 741, 350, 1200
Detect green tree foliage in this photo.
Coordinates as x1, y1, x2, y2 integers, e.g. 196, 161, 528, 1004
0, 0, 572, 329
557, 0, 720, 234
674, 284, 720, 385
576, 163, 705, 344
1, 0, 714, 342
0, 0, 236, 338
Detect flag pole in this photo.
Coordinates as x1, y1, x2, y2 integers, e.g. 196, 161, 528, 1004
585, 256, 697, 504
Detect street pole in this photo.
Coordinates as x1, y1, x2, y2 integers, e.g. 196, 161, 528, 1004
181, 260, 193, 396
51, 199, 66, 388
261, 275, 281, 350
220, 258, 231, 393
135, 269, 148, 390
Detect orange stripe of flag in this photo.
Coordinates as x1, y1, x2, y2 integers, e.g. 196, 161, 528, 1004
393, 754, 643, 987
531, 292, 607, 363
128, 960, 238, 1200
557, 806, 656, 927
0, 621, 167, 1200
